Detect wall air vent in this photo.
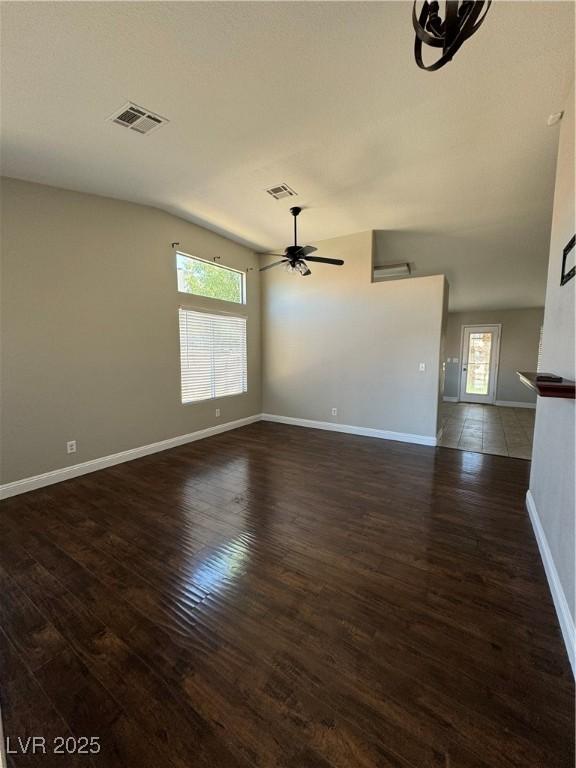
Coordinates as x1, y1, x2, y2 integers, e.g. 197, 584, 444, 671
109, 102, 168, 135
373, 262, 411, 281
265, 183, 297, 200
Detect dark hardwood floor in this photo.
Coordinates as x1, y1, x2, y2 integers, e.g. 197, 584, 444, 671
0, 422, 573, 767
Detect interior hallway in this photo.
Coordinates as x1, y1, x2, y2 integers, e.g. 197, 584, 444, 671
439, 402, 535, 459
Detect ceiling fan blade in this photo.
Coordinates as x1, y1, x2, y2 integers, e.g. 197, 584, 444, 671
259, 259, 287, 272
260, 251, 286, 257
294, 245, 317, 258
303, 256, 344, 266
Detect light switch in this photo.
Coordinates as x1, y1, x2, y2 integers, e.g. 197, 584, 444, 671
419, 362, 426, 372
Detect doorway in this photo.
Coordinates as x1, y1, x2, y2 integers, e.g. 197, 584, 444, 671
459, 324, 501, 404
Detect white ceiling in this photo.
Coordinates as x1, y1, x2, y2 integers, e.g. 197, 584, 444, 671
1, 1, 574, 309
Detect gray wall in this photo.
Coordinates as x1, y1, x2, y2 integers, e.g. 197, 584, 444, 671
529, 86, 575, 624
261, 230, 447, 439
373, 228, 549, 312
444, 308, 544, 404
1, 178, 262, 484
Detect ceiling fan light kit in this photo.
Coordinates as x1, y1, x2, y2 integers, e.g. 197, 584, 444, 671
286, 261, 311, 277
259, 206, 344, 278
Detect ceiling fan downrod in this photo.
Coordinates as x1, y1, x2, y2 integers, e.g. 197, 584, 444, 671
290, 206, 301, 247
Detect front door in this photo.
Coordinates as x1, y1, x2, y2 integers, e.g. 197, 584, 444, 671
459, 325, 501, 404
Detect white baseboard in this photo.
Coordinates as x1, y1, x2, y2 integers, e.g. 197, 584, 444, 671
495, 400, 536, 409
0, 415, 261, 501
443, 396, 458, 402
0, 698, 5, 768
0, 413, 437, 500
526, 490, 575, 677
261, 414, 437, 447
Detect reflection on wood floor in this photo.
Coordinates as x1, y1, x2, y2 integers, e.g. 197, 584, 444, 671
0, 422, 572, 767
439, 402, 535, 458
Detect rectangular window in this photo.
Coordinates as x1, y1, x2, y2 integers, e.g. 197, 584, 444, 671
179, 308, 247, 403
177, 253, 245, 304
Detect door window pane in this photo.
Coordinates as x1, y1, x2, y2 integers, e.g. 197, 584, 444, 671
465, 332, 492, 395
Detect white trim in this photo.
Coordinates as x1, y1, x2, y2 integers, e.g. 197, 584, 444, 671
526, 489, 575, 677
494, 400, 536, 409
0, 698, 6, 768
0, 415, 260, 501
443, 396, 458, 402
0, 414, 439, 500
261, 414, 437, 446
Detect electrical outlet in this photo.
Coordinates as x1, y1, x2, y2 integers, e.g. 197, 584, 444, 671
215, 408, 221, 417
419, 363, 426, 372
66, 440, 77, 454
331, 407, 338, 416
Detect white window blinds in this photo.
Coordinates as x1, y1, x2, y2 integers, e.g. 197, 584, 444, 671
537, 326, 544, 372
179, 308, 247, 403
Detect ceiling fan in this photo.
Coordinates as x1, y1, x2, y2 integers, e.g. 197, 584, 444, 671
259, 207, 344, 276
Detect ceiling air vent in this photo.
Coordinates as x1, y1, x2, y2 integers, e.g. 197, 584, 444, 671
266, 183, 297, 200
109, 102, 168, 135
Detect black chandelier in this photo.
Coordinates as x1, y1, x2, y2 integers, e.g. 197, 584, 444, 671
413, 1, 492, 72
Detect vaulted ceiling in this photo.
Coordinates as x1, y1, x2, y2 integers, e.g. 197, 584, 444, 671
1, 1, 573, 309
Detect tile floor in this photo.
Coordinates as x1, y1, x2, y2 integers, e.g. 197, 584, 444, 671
438, 402, 535, 459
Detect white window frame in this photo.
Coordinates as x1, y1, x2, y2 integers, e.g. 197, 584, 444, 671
174, 247, 249, 406
176, 251, 246, 305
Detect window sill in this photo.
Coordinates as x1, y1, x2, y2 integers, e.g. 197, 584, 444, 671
182, 391, 248, 406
